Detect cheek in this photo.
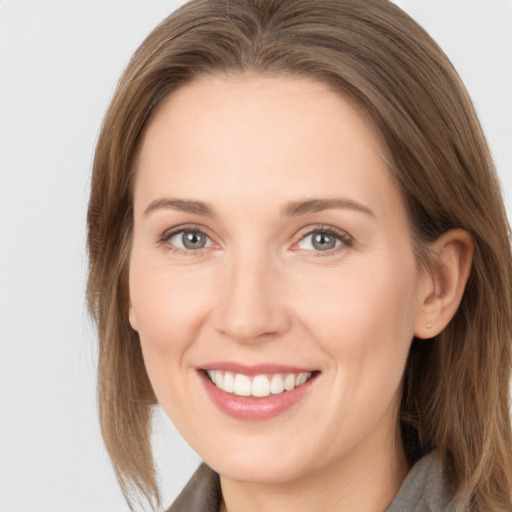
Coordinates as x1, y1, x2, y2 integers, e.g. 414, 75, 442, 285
128, 254, 214, 395
295, 257, 416, 338
292, 256, 418, 390
285, 258, 419, 454
130, 253, 211, 339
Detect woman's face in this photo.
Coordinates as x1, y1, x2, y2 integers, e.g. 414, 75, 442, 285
129, 74, 430, 484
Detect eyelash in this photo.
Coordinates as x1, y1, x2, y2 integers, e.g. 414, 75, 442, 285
158, 224, 354, 258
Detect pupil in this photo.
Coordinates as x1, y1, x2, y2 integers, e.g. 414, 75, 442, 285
183, 231, 206, 249
312, 233, 336, 250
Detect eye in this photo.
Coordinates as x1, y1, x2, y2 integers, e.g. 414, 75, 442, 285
166, 229, 213, 251
296, 227, 352, 253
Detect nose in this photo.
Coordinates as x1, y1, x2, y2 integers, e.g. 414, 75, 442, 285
212, 250, 290, 344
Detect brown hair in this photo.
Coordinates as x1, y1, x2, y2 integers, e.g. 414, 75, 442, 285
87, 0, 512, 510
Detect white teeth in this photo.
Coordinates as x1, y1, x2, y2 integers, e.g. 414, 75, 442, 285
223, 372, 234, 393
252, 375, 271, 397
270, 374, 284, 394
284, 373, 296, 391
214, 370, 223, 387
206, 370, 312, 397
296, 372, 308, 386
234, 374, 252, 396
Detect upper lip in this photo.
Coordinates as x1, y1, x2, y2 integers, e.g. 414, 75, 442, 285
200, 361, 317, 376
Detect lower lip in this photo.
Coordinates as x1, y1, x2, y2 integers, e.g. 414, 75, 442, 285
199, 371, 317, 421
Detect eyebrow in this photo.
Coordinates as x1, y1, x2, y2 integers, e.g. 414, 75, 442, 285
143, 197, 375, 218
281, 198, 375, 218
143, 198, 216, 217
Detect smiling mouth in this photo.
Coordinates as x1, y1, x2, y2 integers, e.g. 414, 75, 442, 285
204, 370, 315, 398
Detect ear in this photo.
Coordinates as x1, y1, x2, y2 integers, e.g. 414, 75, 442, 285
128, 297, 139, 332
414, 229, 474, 339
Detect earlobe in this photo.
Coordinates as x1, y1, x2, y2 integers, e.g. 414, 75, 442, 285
414, 229, 474, 339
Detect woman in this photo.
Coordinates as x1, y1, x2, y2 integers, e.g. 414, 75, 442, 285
87, 0, 512, 510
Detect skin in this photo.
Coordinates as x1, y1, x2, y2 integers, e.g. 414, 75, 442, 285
128, 74, 473, 512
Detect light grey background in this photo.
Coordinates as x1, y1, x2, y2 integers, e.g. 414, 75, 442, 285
0, 1, 510, 511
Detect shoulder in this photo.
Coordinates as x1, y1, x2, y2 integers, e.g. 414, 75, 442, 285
166, 462, 221, 512
168, 453, 464, 512
386, 451, 462, 512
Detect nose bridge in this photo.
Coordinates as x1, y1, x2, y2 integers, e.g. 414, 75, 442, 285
213, 242, 288, 343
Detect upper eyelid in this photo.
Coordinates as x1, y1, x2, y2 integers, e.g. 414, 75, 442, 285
160, 223, 212, 239
296, 224, 353, 242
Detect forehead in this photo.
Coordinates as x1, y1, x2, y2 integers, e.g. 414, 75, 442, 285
134, 73, 401, 219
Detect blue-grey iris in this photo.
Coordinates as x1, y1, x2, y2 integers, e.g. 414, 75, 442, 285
312, 232, 337, 250
182, 231, 207, 249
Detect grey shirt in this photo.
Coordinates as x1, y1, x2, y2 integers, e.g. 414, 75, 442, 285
168, 451, 456, 512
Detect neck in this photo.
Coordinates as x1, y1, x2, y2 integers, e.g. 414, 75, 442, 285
219, 422, 409, 512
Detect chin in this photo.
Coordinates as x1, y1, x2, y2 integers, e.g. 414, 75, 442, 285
192, 428, 322, 485
208, 453, 311, 485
